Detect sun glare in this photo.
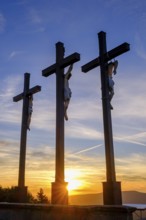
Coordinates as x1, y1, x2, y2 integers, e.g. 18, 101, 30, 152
65, 169, 83, 193
67, 179, 82, 191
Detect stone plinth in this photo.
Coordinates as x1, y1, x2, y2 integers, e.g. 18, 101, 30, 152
0, 203, 136, 220
14, 186, 28, 203
51, 182, 68, 205
103, 181, 122, 205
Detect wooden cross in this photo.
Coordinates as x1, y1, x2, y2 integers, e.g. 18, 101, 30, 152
13, 73, 41, 201
81, 31, 130, 205
42, 42, 80, 205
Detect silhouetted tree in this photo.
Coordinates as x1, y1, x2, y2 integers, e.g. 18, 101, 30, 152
26, 191, 37, 203
0, 186, 17, 202
0, 186, 50, 204
36, 188, 50, 204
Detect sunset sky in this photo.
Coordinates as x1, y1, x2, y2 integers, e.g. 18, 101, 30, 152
0, 0, 146, 198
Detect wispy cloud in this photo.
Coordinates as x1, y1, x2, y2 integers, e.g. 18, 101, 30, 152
115, 136, 146, 148
135, 33, 146, 60
113, 75, 146, 121
116, 153, 146, 177
0, 139, 55, 192
25, 8, 45, 33
0, 75, 22, 125
29, 8, 42, 24
74, 144, 103, 155
67, 123, 103, 140
0, 140, 19, 187
8, 50, 25, 60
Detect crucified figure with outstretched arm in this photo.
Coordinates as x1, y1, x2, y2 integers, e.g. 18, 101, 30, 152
107, 60, 118, 110
64, 64, 73, 120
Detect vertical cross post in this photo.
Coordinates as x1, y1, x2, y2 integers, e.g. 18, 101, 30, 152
13, 73, 41, 202
98, 32, 121, 205
56, 43, 65, 183
82, 31, 130, 205
42, 42, 80, 205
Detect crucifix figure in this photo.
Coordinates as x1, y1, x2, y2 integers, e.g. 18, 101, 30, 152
13, 73, 41, 202
82, 31, 130, 205
64, 63, 73, 120
107, 60, 118, 110
42, 42, 80, 205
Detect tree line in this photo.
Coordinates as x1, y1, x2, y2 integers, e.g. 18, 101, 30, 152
0, 186, 50, 204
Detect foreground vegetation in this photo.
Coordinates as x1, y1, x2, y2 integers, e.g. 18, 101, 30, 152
0, 186, 50, 203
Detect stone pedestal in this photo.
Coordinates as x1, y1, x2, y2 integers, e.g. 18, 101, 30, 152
51, 182, 68, 205
14, 186, 28, 203
103, 181, 122, 205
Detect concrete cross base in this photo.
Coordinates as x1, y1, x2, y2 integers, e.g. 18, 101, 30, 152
102, 181, 122, 205
14, 186, 28, 203
51, 182, 68, 205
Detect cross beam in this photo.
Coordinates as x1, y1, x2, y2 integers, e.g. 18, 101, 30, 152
13, 73, 41, 202
13, 85, 41, 102
42, 53, 80, 77
82, 42, 130, 73
81, 31, 130, 205
42, 42, 80, 205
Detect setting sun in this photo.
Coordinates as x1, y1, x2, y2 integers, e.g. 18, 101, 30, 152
67, 179, 82, 191
65, 169, 84, 194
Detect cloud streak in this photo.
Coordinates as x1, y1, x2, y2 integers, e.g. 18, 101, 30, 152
74, 144, 103, 155
115, 135, 146, 148
8, 50, 25, 60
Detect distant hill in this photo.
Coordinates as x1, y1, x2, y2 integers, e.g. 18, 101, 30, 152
69, 191, 146, 205
122, 191, 146, 204
69, 193, 102, 205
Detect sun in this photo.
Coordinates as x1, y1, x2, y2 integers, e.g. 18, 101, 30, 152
65, 169, 83, 193
67, 179, 82, 191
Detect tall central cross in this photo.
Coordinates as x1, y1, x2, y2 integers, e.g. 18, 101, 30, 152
82, 31, 130, 205
42, 42, 80, 205
13, 73, 41, 202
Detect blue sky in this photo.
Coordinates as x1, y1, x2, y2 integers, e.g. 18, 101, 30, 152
0, 0, 146, 197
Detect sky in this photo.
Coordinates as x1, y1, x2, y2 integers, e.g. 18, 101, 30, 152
0, 0, 146, 199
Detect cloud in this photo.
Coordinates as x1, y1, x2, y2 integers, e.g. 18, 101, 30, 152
0, 75, 22, 123
8, 50, 25, 60
115, 132, 146, 148
69, 98, 101, 121
65, 121, 103, 140
74, 144, 103, 155
26, 145, 55, 170
135, 33, 146, 60
0, 140, 18, 152
29, 8, 42, 24
113, 73, 146, 120
66, 144, 105, 171
0, 74, 54, 136
23, 96, 56, 134
116, 153, 146, 175
0, 140, 19, 186
27, 7, 46, 33
0, 139, 55, 191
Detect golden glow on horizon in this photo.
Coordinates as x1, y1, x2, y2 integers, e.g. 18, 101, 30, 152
1, 152, 146, 197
